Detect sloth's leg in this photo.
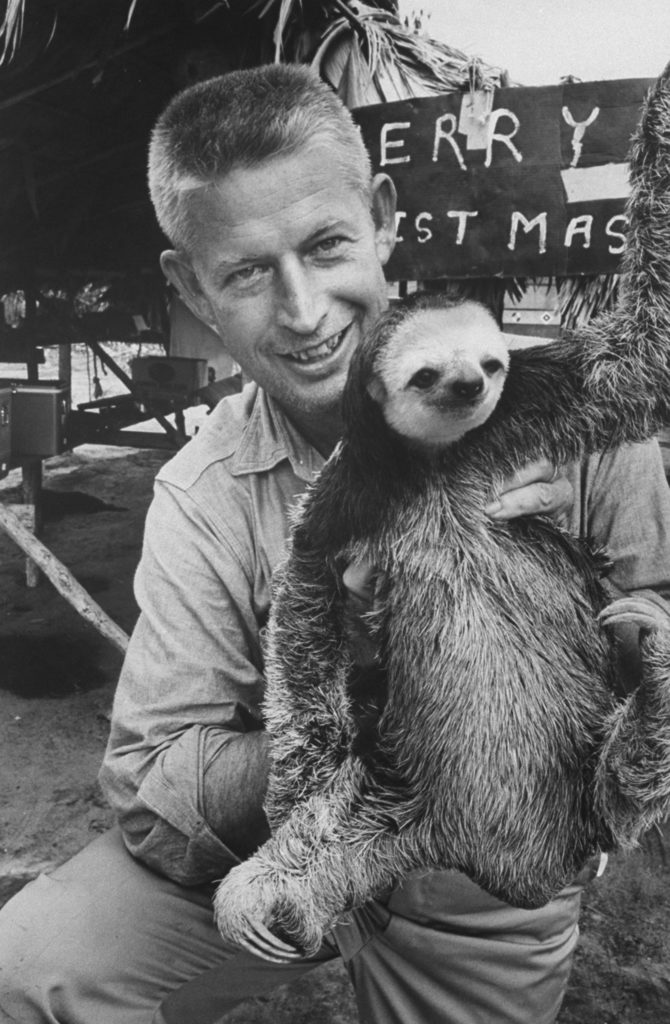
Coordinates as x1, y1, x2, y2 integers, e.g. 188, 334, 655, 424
595, 595, 670, 844
214, 765, 424, 962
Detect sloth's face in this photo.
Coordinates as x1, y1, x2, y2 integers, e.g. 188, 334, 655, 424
370, 303, 510, 448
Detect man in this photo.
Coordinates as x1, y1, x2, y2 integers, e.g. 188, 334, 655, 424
1, 62, 669, 1024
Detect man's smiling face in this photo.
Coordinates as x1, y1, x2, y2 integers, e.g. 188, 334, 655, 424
161, 143, 396, 445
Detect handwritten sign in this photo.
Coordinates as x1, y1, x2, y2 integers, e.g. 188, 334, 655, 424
354, 78, 654, 280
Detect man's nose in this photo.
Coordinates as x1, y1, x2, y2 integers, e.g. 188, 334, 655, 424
276, 259, 326, 334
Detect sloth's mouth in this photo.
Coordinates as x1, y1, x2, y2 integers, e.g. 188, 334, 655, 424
283, 326, 349, 365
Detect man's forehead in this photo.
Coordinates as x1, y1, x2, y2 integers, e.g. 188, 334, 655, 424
183, 152, 371, 260
195, 143, 360, 205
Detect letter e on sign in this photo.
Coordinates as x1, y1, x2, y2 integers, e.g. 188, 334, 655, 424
380, 122, 411, 166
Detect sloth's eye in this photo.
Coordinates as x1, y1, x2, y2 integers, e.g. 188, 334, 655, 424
482, 358, 506, 376
408, 367, 439, 390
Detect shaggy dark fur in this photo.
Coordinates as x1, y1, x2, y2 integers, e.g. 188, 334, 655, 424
214, 64, 670, 957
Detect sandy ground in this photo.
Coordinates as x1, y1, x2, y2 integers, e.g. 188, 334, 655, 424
1, 347, 670, 1021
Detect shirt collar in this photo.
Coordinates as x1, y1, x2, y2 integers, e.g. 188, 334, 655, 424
231, 385, 326, 483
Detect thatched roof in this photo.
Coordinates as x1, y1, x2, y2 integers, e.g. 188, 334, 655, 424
0, 1, 279, 293
0, 0, 506, 300
2, 1, 608, 333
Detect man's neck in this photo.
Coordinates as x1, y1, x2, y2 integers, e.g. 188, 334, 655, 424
281, 404, 343, 459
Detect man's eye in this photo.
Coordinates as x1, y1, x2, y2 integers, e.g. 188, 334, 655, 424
230, 265, 268, 285
314, 236, 346, 255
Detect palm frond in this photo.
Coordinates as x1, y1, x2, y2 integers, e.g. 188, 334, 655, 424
0, 0, 26, 65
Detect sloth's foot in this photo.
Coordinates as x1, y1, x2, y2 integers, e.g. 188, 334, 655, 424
228, 918, 302, 964
213, 860, 324, 962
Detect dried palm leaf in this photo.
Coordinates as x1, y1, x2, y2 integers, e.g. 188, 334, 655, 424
0, 0, 26, 64
311, 2, 504, 104
556, 274, 620, 331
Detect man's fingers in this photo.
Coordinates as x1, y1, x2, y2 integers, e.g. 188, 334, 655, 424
499, 457, 556, 492
486, 475, 573, 521
600, 595, 670, 633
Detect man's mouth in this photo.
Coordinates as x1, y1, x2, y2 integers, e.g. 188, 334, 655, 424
283, 326, 349, 364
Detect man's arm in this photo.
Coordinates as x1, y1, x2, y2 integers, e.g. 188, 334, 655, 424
567, 439, 670, 693
99, 477, 273, 886
572, 440, 670, 595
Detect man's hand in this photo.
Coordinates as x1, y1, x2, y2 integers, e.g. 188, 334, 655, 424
599, 590, 670, 635
484, 457, 573, 522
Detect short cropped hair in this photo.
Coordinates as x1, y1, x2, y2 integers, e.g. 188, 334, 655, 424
148, 63, 373, 253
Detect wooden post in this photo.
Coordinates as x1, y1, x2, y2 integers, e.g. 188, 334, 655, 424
0, 501, 130, 654
58, 342, 72, 391
21, 457, 43, 587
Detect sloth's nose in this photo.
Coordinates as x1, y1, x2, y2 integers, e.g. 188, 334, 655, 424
451, 374, 485, 400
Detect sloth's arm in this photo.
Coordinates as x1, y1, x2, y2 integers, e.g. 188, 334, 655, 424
261, 553, 360, 826
595, 596, 670, 843
214, 765, 425, 961
485, 66, 670, 468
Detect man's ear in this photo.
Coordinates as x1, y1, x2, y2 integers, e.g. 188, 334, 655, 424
370, 173, 397, 268
160, 250, 215, 329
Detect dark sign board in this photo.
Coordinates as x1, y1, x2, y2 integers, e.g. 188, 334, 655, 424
354, 78, 654, 280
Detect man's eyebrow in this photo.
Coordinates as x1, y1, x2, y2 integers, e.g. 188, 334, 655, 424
309, 219, 353, 238
212, 253, 267, 273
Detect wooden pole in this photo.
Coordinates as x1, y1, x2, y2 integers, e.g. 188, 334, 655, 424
21, 457, 42, 587
58, 343, 72, 391
0, 502, 130, 654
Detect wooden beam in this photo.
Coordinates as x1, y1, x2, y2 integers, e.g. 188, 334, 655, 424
0, 501, 130, 654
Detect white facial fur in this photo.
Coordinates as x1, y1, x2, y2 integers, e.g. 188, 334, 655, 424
370, 303, 510, 449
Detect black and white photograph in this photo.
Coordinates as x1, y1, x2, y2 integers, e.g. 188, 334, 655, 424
1, 2, 670, 1022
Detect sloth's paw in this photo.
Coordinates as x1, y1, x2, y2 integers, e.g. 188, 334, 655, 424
213, 860, 318, 962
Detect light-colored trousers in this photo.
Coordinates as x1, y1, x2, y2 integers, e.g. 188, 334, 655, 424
0, 828, 581, 1024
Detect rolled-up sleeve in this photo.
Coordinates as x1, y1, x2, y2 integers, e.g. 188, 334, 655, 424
568, 440, 670, 693
99, 476, 273, 885
570, 440, 670, 595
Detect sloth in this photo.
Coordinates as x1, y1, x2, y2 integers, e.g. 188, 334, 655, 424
214, 64, 670, 959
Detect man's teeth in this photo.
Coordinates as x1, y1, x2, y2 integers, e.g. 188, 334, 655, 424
288, 330, 344, 363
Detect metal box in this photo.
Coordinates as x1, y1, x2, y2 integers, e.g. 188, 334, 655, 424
130, 356, 209, 405
8, 381, 70, 458
0, 387, 11, 477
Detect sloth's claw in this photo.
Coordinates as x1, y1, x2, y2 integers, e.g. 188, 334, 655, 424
237, 921, 302, 963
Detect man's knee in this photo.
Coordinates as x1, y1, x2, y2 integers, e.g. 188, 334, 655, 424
0, 830, 225, 1024
0, 872, 98, 1021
